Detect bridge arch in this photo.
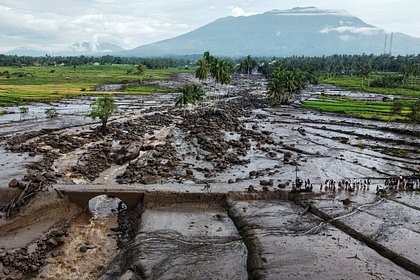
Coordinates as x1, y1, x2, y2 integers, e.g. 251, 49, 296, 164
61, 190, 144, 211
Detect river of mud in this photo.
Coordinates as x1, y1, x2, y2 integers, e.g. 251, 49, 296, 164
0, 73, 419, 279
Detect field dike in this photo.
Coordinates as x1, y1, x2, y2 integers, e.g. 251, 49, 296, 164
294, 199, 420, 277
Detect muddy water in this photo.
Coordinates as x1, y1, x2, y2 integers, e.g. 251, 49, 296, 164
229, 200, 419, 279
0, 146, 42, 187
0, 93, 175, 138
36, 196, 121, 280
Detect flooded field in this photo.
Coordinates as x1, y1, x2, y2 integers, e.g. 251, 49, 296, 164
0, 73, 419, 279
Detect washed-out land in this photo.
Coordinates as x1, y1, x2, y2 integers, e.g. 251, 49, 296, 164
0, 72, 419, 279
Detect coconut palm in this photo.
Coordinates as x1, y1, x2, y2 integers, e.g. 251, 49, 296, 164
195, 59, 209, 82
175, 84, 205, 116
136, 64, 146, 84
268, 68, 307, 105
219, 61, 233, 96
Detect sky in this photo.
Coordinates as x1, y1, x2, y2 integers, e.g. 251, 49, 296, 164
0, 0, 419, 53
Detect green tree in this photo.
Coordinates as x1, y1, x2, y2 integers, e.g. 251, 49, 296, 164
218, 60, 232, 96
195, 59, 209, 82
355, 60, 372, 88
400, 61, 419, 87
267, 68, 307, 105
136, 64, 146, 83
175, 84, 205, 116
88, 96, 118, 134
244, 55, 257, 78
408, 100, 420, 126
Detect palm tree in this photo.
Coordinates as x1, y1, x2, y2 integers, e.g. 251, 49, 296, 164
219, 61, 232, 96
175, 84, 205, 116
195, 59, 209, 82
267, 68, 307, 105
244, 55, 257, 79
136, 64, 146, 84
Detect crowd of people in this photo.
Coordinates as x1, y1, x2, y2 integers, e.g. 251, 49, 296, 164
382, 176, 420, 191
320, 178, 371, 192
291, 175, 420, 193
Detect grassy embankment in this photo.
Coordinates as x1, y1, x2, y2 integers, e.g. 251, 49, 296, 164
302, 74, 420, 122
0, 65, 191, 106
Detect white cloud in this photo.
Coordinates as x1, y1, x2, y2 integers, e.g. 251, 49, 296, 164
0, 0, 419, 53
320, 26, 381, 36
230, 7, 246, 17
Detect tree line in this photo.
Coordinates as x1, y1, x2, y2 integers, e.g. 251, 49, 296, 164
1, 54, 419, 75
0, 54, 197, 68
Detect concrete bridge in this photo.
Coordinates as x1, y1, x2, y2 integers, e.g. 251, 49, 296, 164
54, 184, 296, 211
55, 185, 145, 211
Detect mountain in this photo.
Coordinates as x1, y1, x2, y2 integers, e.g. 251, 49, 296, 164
6, 42, 124, 56
125, 7, 420, 57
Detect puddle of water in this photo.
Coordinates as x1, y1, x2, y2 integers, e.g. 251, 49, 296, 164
0, 146, 42, 188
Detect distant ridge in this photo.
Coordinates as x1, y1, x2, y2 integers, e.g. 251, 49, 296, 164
124, 7, 420, 57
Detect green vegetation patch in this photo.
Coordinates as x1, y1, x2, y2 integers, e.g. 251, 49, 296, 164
332, 136, 349, 144
302, 98, 415, 122
322, 75, 420, 97
383, 147, 411, 156
0, 110, 5, 115
0, 65, 181, 106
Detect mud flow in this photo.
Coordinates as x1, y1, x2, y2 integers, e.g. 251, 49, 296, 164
0, 73, 419, 279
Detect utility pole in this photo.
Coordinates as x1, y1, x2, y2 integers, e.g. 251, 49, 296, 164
384, 33, 388, 55
383, 33, 388, 72
389, 32, 394, 56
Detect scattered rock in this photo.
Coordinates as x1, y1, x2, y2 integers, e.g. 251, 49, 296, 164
8, 179, 19, 188
297, 127, 306, 136
341, 198, 352, 205
33, 174, 46, 183
278, 183, 287, 189
247, 185, 256, 192
260, 180, 273, 186
79, 246, 88, 253
47, 238, 58, 246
